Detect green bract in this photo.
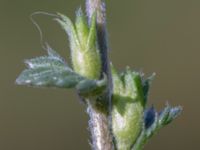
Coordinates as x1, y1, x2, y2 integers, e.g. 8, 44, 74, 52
111, 65, 182, 150
111, 65, 144, 150
16, 45, 106, 98
56, 9, 101, 80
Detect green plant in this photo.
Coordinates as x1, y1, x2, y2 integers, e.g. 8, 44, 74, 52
16, 0, 182, 150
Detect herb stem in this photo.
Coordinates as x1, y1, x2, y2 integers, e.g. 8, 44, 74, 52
86, 0, 114, 150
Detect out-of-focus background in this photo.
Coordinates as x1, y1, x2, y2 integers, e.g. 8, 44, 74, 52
0, 0, 199, 149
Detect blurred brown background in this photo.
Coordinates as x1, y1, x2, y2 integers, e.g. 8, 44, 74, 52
0, 0, 199, 149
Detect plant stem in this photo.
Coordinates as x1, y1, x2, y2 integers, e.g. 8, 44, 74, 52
86, 0, 114, 150
87, 102, 113, 150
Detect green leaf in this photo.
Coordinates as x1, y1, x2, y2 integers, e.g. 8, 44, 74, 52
16, 46, 106, 97
75, 8, 89, 48
132, 104, 182, 150
16, 47, 82, 88
86, 12, 97, 52
159, 104, 182, 125
16, 67, 82, 88
56, 13, 81, 51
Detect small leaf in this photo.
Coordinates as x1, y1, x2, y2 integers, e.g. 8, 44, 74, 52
16, 46, 106, 97
132, 104, 182, 150
158, 103, 171, 125
16, 65, 82, 88
159, 104, 182, 125
16, 45, 80, 88
75, 8, 89, 47
86, 12, 97, 51
56, 13, 81, 51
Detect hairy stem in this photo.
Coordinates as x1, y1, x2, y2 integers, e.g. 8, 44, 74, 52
86, 0, 114, 150
87, 102, 113, 150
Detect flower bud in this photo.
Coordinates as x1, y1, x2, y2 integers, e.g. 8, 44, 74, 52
111, 65, 145, 150
56, 9, 101, 80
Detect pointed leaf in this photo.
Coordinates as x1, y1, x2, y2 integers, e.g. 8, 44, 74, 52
16, 65, 82, 88
17, 46, 106, 96
75, 8, 89, 47
158, 104, 171, 125
56, 13, 81, 50
132, 104, 182, 150
160, 105, 182, 125
86, 12, 97, 51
